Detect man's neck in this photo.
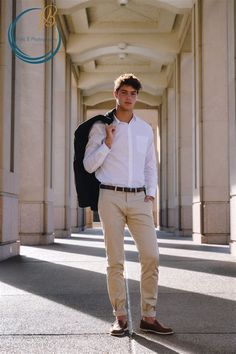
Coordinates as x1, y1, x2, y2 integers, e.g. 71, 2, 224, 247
115, 106, 133, 123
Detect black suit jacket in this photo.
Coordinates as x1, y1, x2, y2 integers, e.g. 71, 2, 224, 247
73, 108, 115, 211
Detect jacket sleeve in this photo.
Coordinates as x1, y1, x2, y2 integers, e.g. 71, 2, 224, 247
83, 122, 110, 173
144, 131, 157, 198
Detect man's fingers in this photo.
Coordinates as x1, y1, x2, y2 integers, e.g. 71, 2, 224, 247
144, 196, 154, 202
105, 124, 115, 128
105, 124, 116, 135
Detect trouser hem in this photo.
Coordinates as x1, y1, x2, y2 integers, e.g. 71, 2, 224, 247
141, 311, 156, 317
113, 310, 127, 317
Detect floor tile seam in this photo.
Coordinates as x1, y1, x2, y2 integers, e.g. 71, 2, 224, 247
158, 259, 233, 262
127, 290, 236, 293
124, 259, 136, 354
158, 260, 235, 263
0, 333, 111, 337
2, 261, 107, 264
0, 293, 110, 296
133, 331, 236, 335
155, 292, 236, 294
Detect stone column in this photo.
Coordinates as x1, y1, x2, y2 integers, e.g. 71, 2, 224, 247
227, 0, 236, 255
164, 52, 192, 237
174, 56, 181, 232
179, 52, 193, 235
160, 90, 168, 227
53, 46, 68, 237
64, 54, 72, 234
152, 117, 158, 227
156, 107, 161, 228
0, 0, 20, 260
76, 88, 85, 230
71, 73, 79, 231
166, 87, 176, 231
43, 22, 55, 243
17, 0, 54, 245
192, 0, 230, 244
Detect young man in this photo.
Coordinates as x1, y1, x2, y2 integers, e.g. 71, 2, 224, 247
83, 73, 173, 336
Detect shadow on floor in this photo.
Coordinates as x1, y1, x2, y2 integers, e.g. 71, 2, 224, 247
0, 232, 236, 353
26, 238, 236, 277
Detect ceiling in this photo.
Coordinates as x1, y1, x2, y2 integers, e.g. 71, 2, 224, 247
56, 0, 193, 108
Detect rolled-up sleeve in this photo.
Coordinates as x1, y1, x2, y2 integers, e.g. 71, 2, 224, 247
83, 123, 110, 173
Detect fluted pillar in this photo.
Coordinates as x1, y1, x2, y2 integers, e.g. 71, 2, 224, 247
160, 90, 168, 227
227, 0, 236, 255
53, 46, 68, 237
179, 52, 193, 235
192, 0, 230, 244
75, 88, 85, 230
166, 87, 176, 231
0, 0, 20, 260
18, 0, 54, 245
64, 54, 72, 235
161, 51, 193, 237
71, 74, 80, 231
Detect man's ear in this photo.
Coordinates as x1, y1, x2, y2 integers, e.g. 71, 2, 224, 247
113, 90, 118, 99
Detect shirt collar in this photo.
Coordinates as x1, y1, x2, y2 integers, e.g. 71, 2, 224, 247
113, 113, 136, 124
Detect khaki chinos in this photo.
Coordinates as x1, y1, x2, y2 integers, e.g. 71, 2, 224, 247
98, 187, 159, 318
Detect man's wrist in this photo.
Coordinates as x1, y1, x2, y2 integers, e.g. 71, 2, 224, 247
105, 138, 112, 149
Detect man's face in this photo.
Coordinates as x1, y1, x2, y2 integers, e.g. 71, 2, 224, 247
113, 84, 138, 111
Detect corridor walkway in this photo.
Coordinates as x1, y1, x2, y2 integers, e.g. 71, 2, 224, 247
0, 229, 236, 354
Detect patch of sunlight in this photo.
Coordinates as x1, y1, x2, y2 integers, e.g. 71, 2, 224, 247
0, 282, 31, 295
158, 246, 233, 262
71, 233, 132, 242
125, 262, 236, 301
20, 246, 107, 267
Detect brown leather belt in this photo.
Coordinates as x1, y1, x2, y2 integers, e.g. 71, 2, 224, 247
100, 184, 145, 193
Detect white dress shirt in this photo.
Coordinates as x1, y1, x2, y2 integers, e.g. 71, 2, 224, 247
83, 114, 157, 197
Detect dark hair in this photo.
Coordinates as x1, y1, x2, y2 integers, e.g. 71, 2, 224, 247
114, 73, 142, 93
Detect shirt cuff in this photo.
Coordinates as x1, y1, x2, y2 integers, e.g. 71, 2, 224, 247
100, 141, 111, 154
146, 188, 156, 198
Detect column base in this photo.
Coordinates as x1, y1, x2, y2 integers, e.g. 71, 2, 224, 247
159, 226, 175, 233
174, 229, 192, 237
193, 233, 230, 244
54, 229, 71, 238
159, 226, 191, 237
92, 222, 102, 228
0, 241, 20, 261
71, 227, 85, 233
20, 233, 55, 245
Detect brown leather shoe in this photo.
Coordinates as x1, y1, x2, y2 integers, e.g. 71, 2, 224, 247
140, 319, 174, 335
110, 319, 128, 336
